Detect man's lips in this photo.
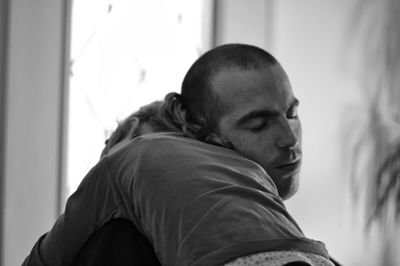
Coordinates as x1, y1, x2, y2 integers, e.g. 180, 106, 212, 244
275, 159, 302, 174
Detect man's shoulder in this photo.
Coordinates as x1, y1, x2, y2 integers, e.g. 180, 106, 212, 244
127, 133, 267, 172
128, 132, 230, 157
131, 133, 270, 182
108, 132, 224, 168
108, 132, 272, 186
133, 132, 194, 147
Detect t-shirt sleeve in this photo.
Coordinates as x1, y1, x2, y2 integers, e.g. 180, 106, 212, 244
22, 233, 48, 266
36, 158, 123, 266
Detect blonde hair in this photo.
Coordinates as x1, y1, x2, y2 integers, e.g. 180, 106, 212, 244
101, 101, 179, 157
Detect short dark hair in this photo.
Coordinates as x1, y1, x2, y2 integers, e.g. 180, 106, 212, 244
181, 43, 278, 139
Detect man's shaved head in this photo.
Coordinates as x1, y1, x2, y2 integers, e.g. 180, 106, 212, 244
181, 43, 278, 139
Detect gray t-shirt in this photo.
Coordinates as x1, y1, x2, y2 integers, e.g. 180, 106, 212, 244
25, 133, 330, 266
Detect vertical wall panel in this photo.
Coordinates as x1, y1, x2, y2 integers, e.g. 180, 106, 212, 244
0, 0, 10, 265
3, 0, 68, 265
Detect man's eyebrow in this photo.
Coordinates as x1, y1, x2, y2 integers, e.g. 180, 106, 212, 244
237, 109, 278, 125
236, 98, 300, 125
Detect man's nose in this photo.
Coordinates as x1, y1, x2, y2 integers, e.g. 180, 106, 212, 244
277, 119, 299, 149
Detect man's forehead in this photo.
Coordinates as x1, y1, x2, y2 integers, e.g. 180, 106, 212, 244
211, 65, 289, 90
210, 66, 294, 114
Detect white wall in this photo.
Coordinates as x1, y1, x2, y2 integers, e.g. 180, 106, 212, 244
215, 0, 274, 51
215, 0, 381, 265
2, 0, 68, 265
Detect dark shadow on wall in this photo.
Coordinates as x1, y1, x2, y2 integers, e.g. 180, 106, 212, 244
0, 0, 10, 265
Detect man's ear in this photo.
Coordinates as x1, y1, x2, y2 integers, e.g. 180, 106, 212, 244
128, 117, 141, 138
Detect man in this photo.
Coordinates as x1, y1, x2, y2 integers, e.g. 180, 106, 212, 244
75, 44, 338, 265
178, 43, 301, 200
24, 44, 337, 266
158, 43, 334, 265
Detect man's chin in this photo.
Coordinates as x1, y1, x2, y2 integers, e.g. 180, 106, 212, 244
274, 174, 300, 200
279, 185, 299, 200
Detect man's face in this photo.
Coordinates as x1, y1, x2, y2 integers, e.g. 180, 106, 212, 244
212, 65, 302, 200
